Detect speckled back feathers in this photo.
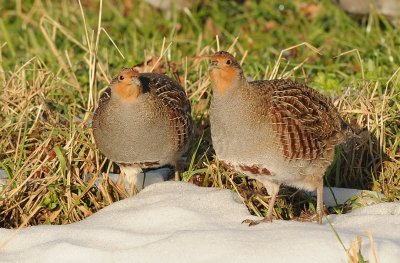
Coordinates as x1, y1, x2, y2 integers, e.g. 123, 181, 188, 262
139, 72, 193, 153
247, 79, 347, 160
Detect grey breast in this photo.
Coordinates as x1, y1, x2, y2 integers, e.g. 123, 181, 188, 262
210, 86, 278, 165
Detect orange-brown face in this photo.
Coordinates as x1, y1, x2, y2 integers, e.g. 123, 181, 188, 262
112, 68, 142, 102
208, 51, 242, 95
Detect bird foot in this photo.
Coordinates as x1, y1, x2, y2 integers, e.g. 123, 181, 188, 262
315, 212, 323, 225
294, 209, 325, 224
242, 217, 273, 226
174, 170, 180, 181
302, 211, 323, 224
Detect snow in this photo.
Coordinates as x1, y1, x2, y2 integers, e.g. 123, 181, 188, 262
1, 182, 399, 263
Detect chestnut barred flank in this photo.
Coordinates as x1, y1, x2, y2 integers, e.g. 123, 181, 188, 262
252, 79, 345, 160
239, 164, 271, 176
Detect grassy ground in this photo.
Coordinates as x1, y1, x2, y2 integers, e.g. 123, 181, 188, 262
0, 0, 399, 228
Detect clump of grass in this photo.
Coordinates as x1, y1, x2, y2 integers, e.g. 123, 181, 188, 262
1, 0, 399, 228
0, 57, 130, 227
330, 78, 400, 201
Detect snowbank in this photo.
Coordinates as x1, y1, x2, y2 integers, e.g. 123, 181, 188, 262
0, 182, 399, 263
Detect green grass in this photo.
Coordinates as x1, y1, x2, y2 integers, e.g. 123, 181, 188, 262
0, 0, 399, 228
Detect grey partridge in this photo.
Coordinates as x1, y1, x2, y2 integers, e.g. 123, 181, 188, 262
208, 51, 352, 225
93, 68, 192, 192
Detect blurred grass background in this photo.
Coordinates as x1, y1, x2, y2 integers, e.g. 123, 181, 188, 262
0, 0, 399, 228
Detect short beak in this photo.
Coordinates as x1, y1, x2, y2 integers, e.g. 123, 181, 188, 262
208, 60, 219, 70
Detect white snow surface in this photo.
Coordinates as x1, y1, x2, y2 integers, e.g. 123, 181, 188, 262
0, 182, 399, 263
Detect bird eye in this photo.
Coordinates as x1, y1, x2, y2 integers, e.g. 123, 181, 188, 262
118, 75, 124, 81
226, 59, 231, 65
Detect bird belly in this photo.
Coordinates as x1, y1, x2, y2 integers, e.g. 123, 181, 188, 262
211, 113, 322, 191
93, 102, 176, 167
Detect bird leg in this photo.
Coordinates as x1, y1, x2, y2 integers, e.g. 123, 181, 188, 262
242, 181, 280, 226
174, 161, 180, 181
119, 165, 142, 196
316, 180, 324, 224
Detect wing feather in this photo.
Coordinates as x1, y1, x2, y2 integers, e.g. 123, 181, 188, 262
250, 79, 344, 160
140, 73, 193, 153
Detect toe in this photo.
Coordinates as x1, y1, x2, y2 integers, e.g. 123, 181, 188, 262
248, 220, 261, 227
242, 217, 272, 226
241, 219, 253, 225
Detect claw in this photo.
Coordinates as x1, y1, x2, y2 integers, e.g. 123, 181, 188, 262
242, 217, 273, 226
241, 219, 255, 225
